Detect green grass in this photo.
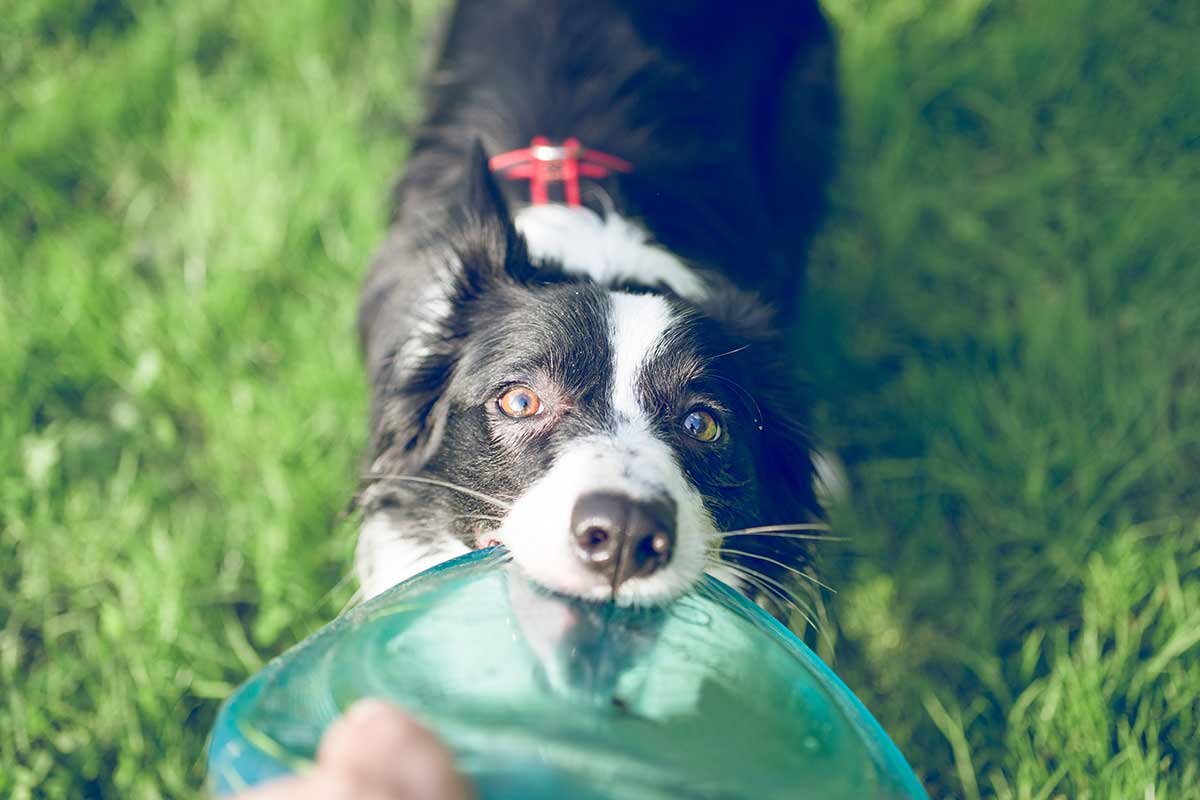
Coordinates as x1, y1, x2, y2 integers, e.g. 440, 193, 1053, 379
2, 0, 1197, 797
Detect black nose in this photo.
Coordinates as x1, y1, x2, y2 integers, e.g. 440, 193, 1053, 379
570, 492, 677, 589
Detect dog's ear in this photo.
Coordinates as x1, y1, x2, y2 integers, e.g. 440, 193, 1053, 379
364, 344, 456, 491
454, 140, 534, 286
464, 139, 510, 232
361, 143, 534, 490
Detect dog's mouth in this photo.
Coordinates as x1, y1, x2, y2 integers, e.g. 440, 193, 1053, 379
467, 485, 709, 608
474, 531, 503, 549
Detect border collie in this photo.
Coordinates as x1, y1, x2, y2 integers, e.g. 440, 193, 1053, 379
355, 0, 839, 626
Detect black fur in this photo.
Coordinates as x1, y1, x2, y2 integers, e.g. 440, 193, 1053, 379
357, 0, 839, 621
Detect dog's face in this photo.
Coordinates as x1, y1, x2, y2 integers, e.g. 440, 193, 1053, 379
357, 149, 819, 609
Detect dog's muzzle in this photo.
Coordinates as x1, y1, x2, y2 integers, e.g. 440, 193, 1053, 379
570, 492, 677, 589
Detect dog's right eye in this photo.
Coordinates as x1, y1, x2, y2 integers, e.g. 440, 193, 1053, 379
498, 386, 542, 418
681, 407, 722, 442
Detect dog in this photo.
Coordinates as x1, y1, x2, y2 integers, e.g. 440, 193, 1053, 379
354, 0, 839, 626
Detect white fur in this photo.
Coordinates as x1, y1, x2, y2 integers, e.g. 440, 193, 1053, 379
704, 563, 750, 594
514, 205, 709, 302
495, 291, 719, 605
357, 510, 470, 600
608, 291, 674, 418
496, 429, 717, 605
396, 271, 455, 370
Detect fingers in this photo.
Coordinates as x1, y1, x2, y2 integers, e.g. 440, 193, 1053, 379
318, 699, 474, 800
233, 700, 474, 800
232, 771, 381, 800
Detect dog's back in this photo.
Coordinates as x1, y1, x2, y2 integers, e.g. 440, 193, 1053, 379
414, 0, 835, 277
364, 0, 838, 349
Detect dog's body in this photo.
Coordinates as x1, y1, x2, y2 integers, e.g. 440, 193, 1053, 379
356, 0, 839, 622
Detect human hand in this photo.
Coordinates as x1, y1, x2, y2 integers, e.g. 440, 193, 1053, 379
232, 699, 473, 800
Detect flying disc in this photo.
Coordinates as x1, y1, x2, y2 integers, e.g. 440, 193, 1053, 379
207, 549, 926, 799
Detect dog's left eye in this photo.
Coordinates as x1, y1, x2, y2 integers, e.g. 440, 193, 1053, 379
681, 407, 722, 442
498, 386, 542, 418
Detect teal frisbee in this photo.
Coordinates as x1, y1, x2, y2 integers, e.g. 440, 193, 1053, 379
207, 549, 926, 799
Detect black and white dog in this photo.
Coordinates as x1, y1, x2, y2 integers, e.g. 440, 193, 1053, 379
355, 0, 839, 624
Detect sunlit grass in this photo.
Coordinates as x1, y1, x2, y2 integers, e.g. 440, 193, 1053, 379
2, 0, 1198, 796
811, 0, 1200, 796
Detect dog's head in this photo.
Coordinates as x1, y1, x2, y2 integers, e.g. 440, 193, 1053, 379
356, 145, 820, 611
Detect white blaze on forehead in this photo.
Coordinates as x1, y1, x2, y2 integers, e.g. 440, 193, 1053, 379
608, 291, 676, 420
491, 289, 717, 606
513, 205, 708, 302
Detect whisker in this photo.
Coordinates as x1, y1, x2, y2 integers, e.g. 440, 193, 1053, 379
720, 532, 844, 542
706, 558, 817, 633
708, 557, 813, 611
705, 343, 751, 363
338, 586, 365, 616
708, 558, 837, 652
361, 473, 513, 510
714, 548, 836, 593
320, 569, 361, 612
718, 522, 833, 535
708, 374, 765, 432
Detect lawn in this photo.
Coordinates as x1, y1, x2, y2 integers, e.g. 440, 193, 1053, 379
2, 0, 1198, 797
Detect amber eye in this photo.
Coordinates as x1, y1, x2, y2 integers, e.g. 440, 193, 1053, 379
681, 408, 722, 442
498, 386, 542, 418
